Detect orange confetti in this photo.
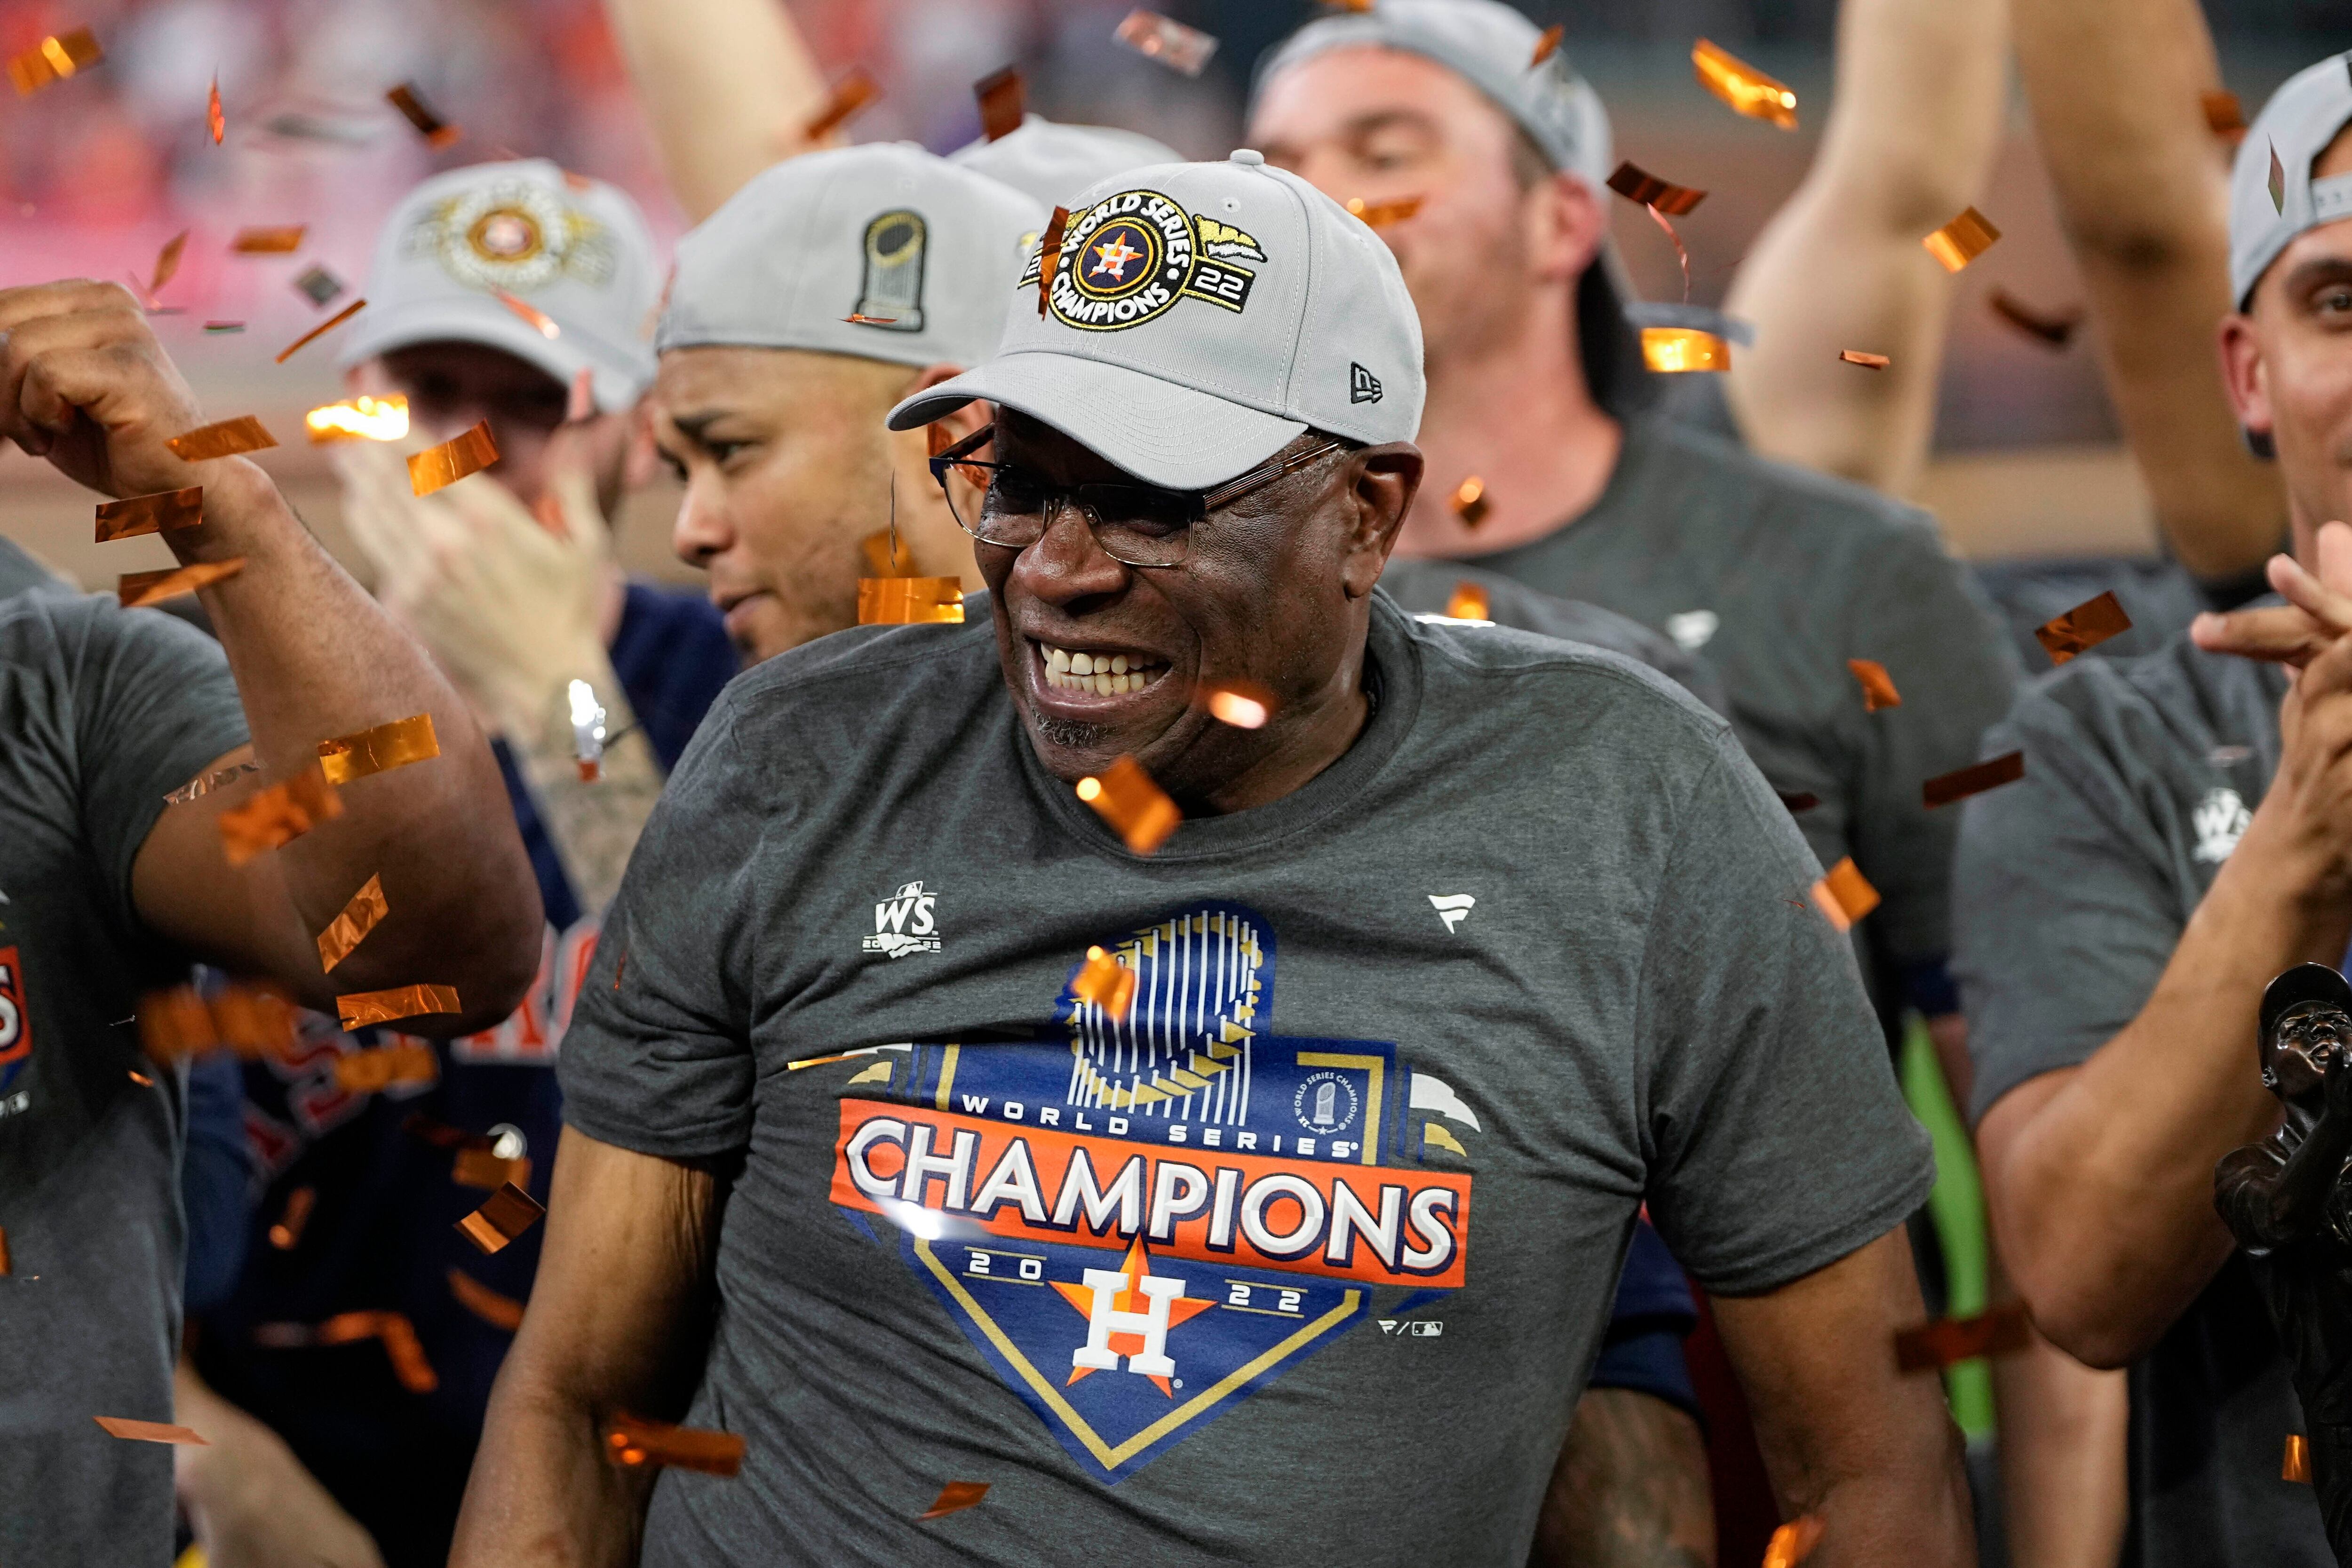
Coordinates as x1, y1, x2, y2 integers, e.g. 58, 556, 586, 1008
1848, 657, 1901, 712
1923, 751, 2024, 809
1922, 206, 2001, 272
305, 394, 409, 443
920, 1481, 990, 1520
1895, 1303, 2032, 1371
268, 1187, 314, 1250
2034, 590, 2132, 664
1838, 349, 1890, 370
976, 65, 1024, 142
1530, 22, 1565, 67
1692, 39, 1796, 129
1988, 288, 2082, 349
494, 290, 558, 339
231, 225, 305, 254
457, 1180, 545, 1255
2287, 1434, 2313, 1483
1810, 857, 1879, 932
386, 82, 461, 149
1114, 10, 1218, 77
150, 229, 190, 296
858, 577, 966, 625
316, 873, 388, 972
0, 1226, 10, 1275
7, 27, 102, 96
1639, 327, 1728, 373
1450, 475, 1490, 528
119, 558, 246, 609
1443, 582, 1491, 620
318, 712, 440, 785
138, 982, 297, 1062
605, 1413, 746, 1476
218, 767, 343, 867
448, 1267, 526, 1331
2203, 90, 2247, 144
803, 68, 880, 141
129, 1070, 153, 1086
1200, 679, 1275, 729
94, 1418, 207, 1446
317, 1310, 438, 1393
407, 421, 498, 496
453, 1147, 531, 1192
275, 297, 366, 363
207, 75, 223, 143
166, 414, 276, 462
336, 983, 461, 1031
333, 1040, 437, 1093
1071, 946, 1137, 1022
1606, 161, 1706, 216
166, 759, 260, 806
1076, 755, 1180, 855
1344, 195, 1423, 229
95, 486, 204, 542
1763, 1515, 1824, 1568
1038, 205, 1069, 318
862, 528, 916, 578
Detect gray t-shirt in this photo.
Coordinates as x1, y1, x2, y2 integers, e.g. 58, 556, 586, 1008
0, 594, 250, 1568
1952, 624, 2326, 1565
559, 591, 1933, 1568
1456, 417, 2020, 1008
0, 536, 67, 601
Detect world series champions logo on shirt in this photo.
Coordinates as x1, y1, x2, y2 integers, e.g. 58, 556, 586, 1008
1020, 189, 1268, 332
819, 903, 1480, 1482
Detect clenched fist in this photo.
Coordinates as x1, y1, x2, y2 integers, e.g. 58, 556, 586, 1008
0, 279, 218, 500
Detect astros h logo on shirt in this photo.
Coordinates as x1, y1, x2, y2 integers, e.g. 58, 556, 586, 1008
1027, 188, 1269, 332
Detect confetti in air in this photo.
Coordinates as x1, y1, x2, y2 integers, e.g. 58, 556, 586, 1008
1847, 658, 1901, 712
1763, 1515, 1824, 1568
1451, 476, 1491, 527
203, 321, 245, 334
1922, 751, 2025, 809
2034, 590, 2132, 664
337, 982, 462, 1031
149, 230, 190, 297
1639, 327, 1728, 373
315, 873, 389, 972
494, 290, 558, 338
920, 1481, 991, 1520
231, 225, 306, 254
1344, 195, 1423, 229
1200, 679, 1276, 729
333, 1041, 437, 1093
453, 1146, 530, 1192
93, 1418, 207, 1446
164, 759, 260, 806
1071, 946, 1138, 1022
294, 264, 345, 307
2203, 90, 2247, 144
119, 559, 246, 609
166, 415, 277, 462
1894, 1303, 2032, 1371
318, 713, 441, 785
605, 1414, 747, 1476
386, 82, 461, 149
1606, 161, 1707, 216
269, 1187, 314, 1249
1038, 205, 1069, 317
95, 487, 205, 542
2287, 1434, 2313, 1483
305, 395, 409, 443
1076, 756, 1181, 855
804, 68, 880, 141
1692, 39, 1796, 129
1530, 23, 1565, 67
1987, 288, 2083, 349
218, 768, 343, 866
456, 1180, 545, 1254
276, 298, 366, 363
207, 75, 223, 143
858, 577, 966, 625
1838, 349, 1890, 370
1922, 206, 2001, 272
1810, 857, 1879, 932
976, 66, 1025, 142
1444, 582, 1491, 621
449, 1267, 526, 1328
407, 421, 498, 495
1114, 11, 1218, 77
7, 27, 102, 96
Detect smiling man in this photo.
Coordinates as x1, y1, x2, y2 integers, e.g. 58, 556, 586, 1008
452, 153, 1968, 1568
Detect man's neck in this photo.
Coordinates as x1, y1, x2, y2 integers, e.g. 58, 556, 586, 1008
1393, 310, 1623, 561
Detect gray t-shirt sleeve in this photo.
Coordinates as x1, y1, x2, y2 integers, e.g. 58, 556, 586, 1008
1952, 696, 2183, 1123
1640, 733, 1937, 1295
558, 698, 763, 1159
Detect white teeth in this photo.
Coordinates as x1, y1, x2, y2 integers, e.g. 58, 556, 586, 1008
1037, 642, 1166, 694
1048, 647, 1070, 673
1110, 655, 1129, 674
1071, 651, 1094, 676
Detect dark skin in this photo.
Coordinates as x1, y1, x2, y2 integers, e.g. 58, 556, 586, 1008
2221, 1004, 2352, 1250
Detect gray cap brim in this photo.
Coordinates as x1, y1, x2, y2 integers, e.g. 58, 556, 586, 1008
889, 351, 1307, 491
338, 294, 648, 414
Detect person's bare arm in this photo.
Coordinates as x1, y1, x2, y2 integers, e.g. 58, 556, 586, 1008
1531, 1388, 1714, 1568
1709, 1228, 1973, 1565
175, 1354, 388, 1568
451, 1127, 722, 1566
603, 0, 833, 224
0, 280, 540, 1029
1720, 0, 2008, 498
2011, 0, 2287, 581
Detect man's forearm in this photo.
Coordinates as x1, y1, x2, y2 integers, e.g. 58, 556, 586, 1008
603, 0, 830, 223
1532, 1388, 1713, 1568
454, 1373, 650, 1568
511, 687, 665, 919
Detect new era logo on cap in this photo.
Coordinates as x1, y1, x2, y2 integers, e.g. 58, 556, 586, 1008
1351, 362, 1383, 404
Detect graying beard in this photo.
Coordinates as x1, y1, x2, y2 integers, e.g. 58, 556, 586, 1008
1037, 716, 1108, 751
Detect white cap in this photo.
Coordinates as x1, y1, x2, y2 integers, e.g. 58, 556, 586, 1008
888, 150, 1425, 491
658, 144, 1046, 372
2232, 52, 2352, 308
949, 115, 1182, 210
338, 159, 659, 415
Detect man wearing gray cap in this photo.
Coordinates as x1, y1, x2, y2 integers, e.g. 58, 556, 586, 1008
651, 142, 1041, 664
455, 153, 1970, 1568
1955, 52, 2352, 1564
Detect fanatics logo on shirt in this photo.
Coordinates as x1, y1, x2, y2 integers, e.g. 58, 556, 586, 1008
863, 880, 942, 959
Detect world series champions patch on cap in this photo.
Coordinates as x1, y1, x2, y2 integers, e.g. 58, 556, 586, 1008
1025, 187, 1268, 329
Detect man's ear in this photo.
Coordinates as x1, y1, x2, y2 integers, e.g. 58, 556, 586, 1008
1341, 442, 1423, 598
2217, 312, 2276, 459
907, 364, 989, 450
621, 399, 661, 492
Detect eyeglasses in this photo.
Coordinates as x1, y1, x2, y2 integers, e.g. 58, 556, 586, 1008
927, 423, 1347, 568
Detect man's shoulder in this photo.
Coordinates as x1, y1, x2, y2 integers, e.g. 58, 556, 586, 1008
1398, 602, 1731, 754
719, 602, 1001, 730
1638, 418, 1940, 548
0, 587, 223, 683
2005, 624, 2279, 754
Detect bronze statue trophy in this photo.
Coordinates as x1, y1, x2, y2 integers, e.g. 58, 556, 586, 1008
2217, 961, 2352, 1560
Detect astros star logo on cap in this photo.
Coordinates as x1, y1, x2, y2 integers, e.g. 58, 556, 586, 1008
1023, 187, 1270, 331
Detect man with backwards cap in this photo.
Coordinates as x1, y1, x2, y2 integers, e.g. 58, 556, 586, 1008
1957, 54, 2352, 1563
455, 152, 1970, 1566
169, 161, 736, 1568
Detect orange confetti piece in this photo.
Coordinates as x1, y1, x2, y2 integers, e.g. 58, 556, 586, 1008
1848, 657, 1901, 712
1922, 206, 2001, 272
386, 82, 461, 149
976, 65, 1025, 142
1606, 161, 1706, 216
333, 1040, 437, 1093
1923, 751, 2025, 809
150, 229, 190, 296
138, 982, 298, 1062
7, 27, 101, 96
207, 75, 223, 143
167, 414, 276, 461
804, 68, 880, 141
1810, 857, 1879, 932
95, 486, 204, 542
306, 394, 409, 443
1450, 475, 1490, 527
1530, 23, 1565, 67
0, 1226, 9, 1275
322, 1310, 438, 1393
2203, 90, 2247, 143
218, 767, 343, 867
1076, 755, 1180, 855
1988, 288, 2082, 349
336, 983, 461, 1031
2287, 1434, 2312, 1483
268, 1187, 314, 1250
94, 1417, 206, 1446
1639, 327, 1728, 373
494, 290, 558, 339
605, 1413, 746, 1476
129, 1069, 153, 1086
861, 528, 917, 578
1895, 1303, 2032, 1371
119, 558, 245, 609
1838, 349, 1890, 370
407, 421, 498, 496
318, 712, 440, 785
1114, 10, 1217, 76
1693, 39, 1796, 129
1071, 945, 1137, 1022
165, 758, 260, 806
276, 298, 367, 364
920, 1481, 990, 1520
858, 577, 966, 625
1763, 1515, 1824, 1568
231, 225, 305, 254
316, 873, 389, 972
1200, 679, 1275, 729
448, 1267, 526, 1331
2034, 589, 2132, 664
1444, 582, 1491, 621
1344, 195, 1423, 229
1038, 205, 1070, 318
453, 1147, 531, 1192
457, 1180, 545, 1254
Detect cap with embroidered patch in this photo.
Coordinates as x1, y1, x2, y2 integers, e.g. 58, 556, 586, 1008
887, 151, 1424, 491
949, 115, 1181, 209
337, 160, 659, 415
2231, 51, 2352, 308
659, 144, 1045, 372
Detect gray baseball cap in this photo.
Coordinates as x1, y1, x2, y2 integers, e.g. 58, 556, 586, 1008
1252, 0, 1613, 194
338, 159, 659, 415
658, 144, 1046, 373
887, 151, 1425, 491
2232, 52, 2352, 308
950, 116, 1182, 209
